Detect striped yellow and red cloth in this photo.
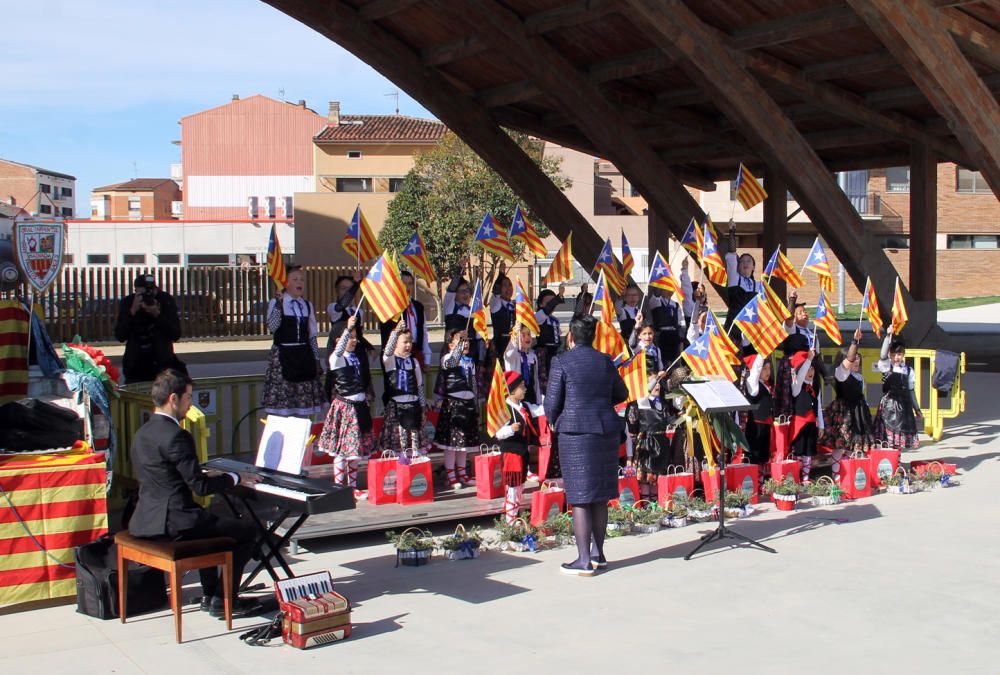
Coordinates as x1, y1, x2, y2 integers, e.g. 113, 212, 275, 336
0, 450, 108, 607
0, 300, 30, 405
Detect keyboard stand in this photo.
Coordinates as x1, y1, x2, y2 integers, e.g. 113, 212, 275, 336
220, 494, 310, 592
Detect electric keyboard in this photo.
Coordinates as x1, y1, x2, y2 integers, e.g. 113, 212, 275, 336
204, 457, 355, 516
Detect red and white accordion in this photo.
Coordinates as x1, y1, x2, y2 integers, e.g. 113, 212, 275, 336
276, 572, 352, 649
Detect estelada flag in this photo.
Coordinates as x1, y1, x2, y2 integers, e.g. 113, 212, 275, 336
648, 250, 684, 300
762, 247, 804, 289
803, 237, 835, 293
680, 217, 704, 262
594, 319, 628, 362
701, 219, 727, 286
592, 269, 614, 324
267, 223, 286, 291
509, 205, 547, 257
400, 228, 436, 284
733, 293, 787, 358
342, 205, 382, 264
543, 232, 573, 285
891, 277, 909, 335
469, 279, 490, 342
475, 212, 515, 262
814, 290, 842, 345
734, 163, 768, 210
595, 238, 625, 294
618, 350, 647, 404
705, 309, 740, 365
514, 276, 540, 336
360, 252, 410, 323
486, 359, 511, 437
759, 278, 792, 322
682, 331, 736, 382
621, 229, 634, 279
861, 276, 883, 338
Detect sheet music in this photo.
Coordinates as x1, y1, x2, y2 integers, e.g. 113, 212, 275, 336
681, 381, 751, 413
256, 415, 312, 475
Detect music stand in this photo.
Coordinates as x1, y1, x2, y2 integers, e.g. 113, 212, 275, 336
681, 380, 776, 560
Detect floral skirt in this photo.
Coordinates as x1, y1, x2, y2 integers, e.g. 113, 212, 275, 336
821, 398, 875, 453
318, 397, 375, 458
261, 346, 325, 417
873, 392, 920, 449
380, 399, 430, 454
434, 396, 480, 451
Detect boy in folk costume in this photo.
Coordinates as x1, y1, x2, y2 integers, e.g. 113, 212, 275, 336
647, 287, 686, 365
381, 323, 429, 456
615, 284, 642, 341
534, 286, 565, 385
491, 371, 544, 520
435, 328, 480, 489
629, 316, 666, 379
318, 314, 373, 499
789, 349, 824, 483
503, 323, 543, 408
724, 222, 761, 353
873, 326, 922, 449
489, 262, 516, 357
742, 354, 774, 473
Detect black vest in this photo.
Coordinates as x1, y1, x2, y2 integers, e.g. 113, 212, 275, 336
332, 353, 369, 398
782, 325, 811, 355
618, 306, 638, 341
497, 404, 533, 453
380, 301, 425, 351
836, 374, 865, 404
748, 384, 773, 423
442, 360, 475, 396
882, 368, 909, 394
492, 301, 514, 340
273, 300, 312, 346
445, 310, 484, 359
793, 383, 818, 419
539, 314, 560, 347
725, 282, 757, 332
652, 301, 681, 331
386, 357, 418, 398
640, 344, 660, 377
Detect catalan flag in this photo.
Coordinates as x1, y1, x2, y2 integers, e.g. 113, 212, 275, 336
595, 318, 629, 362
814, 290, 842, 345
618, 350, 647, 404
682, 331, 736, 382
680, 217, 704, 262
595, 238, 625, 294
543, 232, 573, 285
592, 269, 615, 323
648, 250, 683, 300
509, 205, 547, 257
705, 309, 740, 365
762, 247, 804, 289
342, 205, 382, 264
701, 220, 728, 286
891, 277, 909, 335
861, 276, 883, 338
621, 230, 634, 279
803, 237, 835, 293
475, 212, 515, 262
760, 279, 792, 322
360, 252, 410, 323
267, 223, 286, 291
400, 228, 436, 284
486, 359, 512, 437
733, 294, 787, 358
734, 163, 768, 210
514, 276, 540, 336
469, 279, 490, 342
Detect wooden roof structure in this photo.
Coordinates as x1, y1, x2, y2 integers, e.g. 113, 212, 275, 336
266, 0, 1000, 341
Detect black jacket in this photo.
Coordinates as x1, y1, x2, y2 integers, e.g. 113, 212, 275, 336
115, 290, 183, 383
128, 414, 235, 538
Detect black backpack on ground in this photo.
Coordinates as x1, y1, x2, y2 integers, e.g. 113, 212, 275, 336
74, 533, 168, 620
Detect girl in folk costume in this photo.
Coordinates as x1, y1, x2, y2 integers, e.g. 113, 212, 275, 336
821, 327, 875, 459
873, 327, 922, 449
435, 328, 480, 489
489, 262, 516, 357
629, 316, 666, 380
318, 314, 373, 499
492, 371, 544, 518
443, 272, 486, 365
741, 353, 774, 470
647, 287, 686, 364
381, 323, 429, 455
503, 323, 543, 407
616, 284, 642, 341
626, 374, 685, 497
261, 266, 327, 417
789, 349, 824, 482
534, 286, 565, 387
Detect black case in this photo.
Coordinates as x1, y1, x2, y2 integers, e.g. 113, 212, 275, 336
74, 534, 168, 620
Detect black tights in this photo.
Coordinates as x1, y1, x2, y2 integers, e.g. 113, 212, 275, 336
570, 502, 608, 568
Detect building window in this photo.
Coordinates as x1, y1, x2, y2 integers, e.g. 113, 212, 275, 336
61, 186, 73, 198
61, 207, 73, 217
64, 254, 74, 264
347, 150, 362, 159
187, 254, 231, 266
128, 197, 141, 211
40, 183, 51, 194
629, 184, 640, 198
885, 167, 910, 192
157, 253, 181, 265
947, 235, 1000, 249
388, 177, 405, 193
879, 236, 909, 249
956, 168, 990, 194
123, 254, 146, 265
335, 177, 372, 193
87, 254, 110, 265
39, 204, 52, 215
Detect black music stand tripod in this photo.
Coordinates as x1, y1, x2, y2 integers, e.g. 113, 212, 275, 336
680, 381, 776, 560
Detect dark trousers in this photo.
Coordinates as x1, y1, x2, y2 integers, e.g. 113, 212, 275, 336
175, 516, 257, 599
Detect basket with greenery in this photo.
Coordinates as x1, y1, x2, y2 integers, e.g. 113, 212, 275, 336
606, 503, 633, 536
438, 524, 484, 560
884, 467, 918, 495
678, 491, 713, 521
724, 490, 755, 518
762, 476, 799, 511
539, 512, 575, 546
629, 500, 664, 534
805, 476, 841, 505
387, 528, 435, 567
493, 515, 540, 552
916, 461, 956, 490
661, 500, 689, 528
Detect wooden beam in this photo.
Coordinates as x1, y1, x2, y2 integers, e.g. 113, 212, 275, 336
358, 0, 419, 21
421, 35, 487, 67
523, 0, 618, 35
803, 50, 899, 80
937, 7, 1000, 72
263, 0, 610, 270
761, 170, 789, 301
909, 144, 938, 303
476, 80, 542, 108
849, 0, 1000, 195
866, 71, 1000, 110
731, 5, 864, 50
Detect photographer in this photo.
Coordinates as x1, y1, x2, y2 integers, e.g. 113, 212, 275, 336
115, 274, 184, 384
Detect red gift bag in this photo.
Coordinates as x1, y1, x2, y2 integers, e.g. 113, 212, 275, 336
837, 453, 872, 500
618, 468, 641, 508
475, 445, 504, 500
701, 468, 721, 503
770, 459, 801, 485
725, 463, 760, 504
869, 446, 901, 487
397, 454, 435, 505
368, 451, 399, 505
771, 415, 792, 462
657, 468, 695, 506
530, 481, 566, 526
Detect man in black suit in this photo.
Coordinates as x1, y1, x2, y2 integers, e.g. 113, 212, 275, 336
128, 369, 263, 618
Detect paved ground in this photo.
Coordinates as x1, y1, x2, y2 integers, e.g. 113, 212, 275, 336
2, 371, 997, 674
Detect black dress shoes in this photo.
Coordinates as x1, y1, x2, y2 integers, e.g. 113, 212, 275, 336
206, 596, 265, 619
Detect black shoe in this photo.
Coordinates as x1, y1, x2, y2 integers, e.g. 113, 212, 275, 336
589, 548, 608, 569
560, 562, 595, 577
199, 596, 213, 612
208, 596, 264, 619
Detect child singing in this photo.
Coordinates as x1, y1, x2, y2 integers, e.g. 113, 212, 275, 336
381, 323, 428, 456
821, 327, 874, 462
503, 323, 543, 406
630, 315, 666, 379
789, 349, 823, 483
492, 371, 544, 486
742, 353, 774, 471
873, 326, 922, 449
435, 328, 480, 489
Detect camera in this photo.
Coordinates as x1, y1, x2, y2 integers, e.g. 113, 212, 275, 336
140, 286, 158, 305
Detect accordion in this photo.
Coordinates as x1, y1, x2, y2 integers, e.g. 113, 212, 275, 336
276, 572, 352, 649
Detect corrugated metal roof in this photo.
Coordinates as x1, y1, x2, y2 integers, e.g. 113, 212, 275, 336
315, 115, 445, 143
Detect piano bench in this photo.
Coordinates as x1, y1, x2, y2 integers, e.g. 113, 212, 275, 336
115, 531, 237, 644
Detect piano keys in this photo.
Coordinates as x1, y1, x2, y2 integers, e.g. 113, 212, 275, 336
204, 456, 355, 515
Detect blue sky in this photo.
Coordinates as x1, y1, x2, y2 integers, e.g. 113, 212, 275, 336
0, 0, 430, 214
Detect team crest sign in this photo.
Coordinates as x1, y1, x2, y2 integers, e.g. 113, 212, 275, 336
14, 221, 65, 294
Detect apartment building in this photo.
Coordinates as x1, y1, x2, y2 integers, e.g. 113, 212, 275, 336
0, 159, 76, 219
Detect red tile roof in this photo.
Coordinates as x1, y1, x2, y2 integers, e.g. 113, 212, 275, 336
315, 115, 446, 144
92, 178, 176, 192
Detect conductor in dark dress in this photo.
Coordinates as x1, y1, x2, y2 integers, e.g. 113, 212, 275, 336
544, 315, 629, 576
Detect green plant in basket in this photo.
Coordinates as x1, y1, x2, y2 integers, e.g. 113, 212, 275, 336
386, 528, 435, 551
608, 504, 631, 525
724, 490, 752, 508
763, 477, 799, 497
540, 512, 574, 545
493, 514, 538, 545
631, 503, 665, 526
665, 501, 688, 519
438, 525, 484, 552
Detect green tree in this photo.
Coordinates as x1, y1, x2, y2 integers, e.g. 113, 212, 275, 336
379, 130, 570, 296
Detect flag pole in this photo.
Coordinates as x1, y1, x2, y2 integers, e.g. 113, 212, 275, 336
664, 351, 684, 374
353, 292, 365, 317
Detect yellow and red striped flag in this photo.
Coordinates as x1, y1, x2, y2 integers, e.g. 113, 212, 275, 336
762, 247, 804, 289
682, 331, 736, 382
618, 350, 647, 404
733, 294, 786, 358
648, 250, 684, 300
475, 212, 515, 262
861, 276, 883, 338
509, 205, 547, 257
734, 163, 768, 210
342, 205, 382, 264
543, 232, 573, 285
803, 237, 835, 293
760, 279, 792, 322
814, 290, 842, 345
514, 276, 540, 336
594, 318, 629, 362
266, 223, 286, 291
621, 230, 634, 279
705, 309, 740, 365
592, 269, 615, 323
891, 277, 909, 335
680, 217, 704, 263
595, 238, 625, 294
400, 228, 436, 284
486, 359, 512, 437
360, 252, 410, 323
469, 279, 490, 343
701, 219, 728, 286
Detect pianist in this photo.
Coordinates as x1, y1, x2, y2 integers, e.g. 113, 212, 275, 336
128, 369, 265, 619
